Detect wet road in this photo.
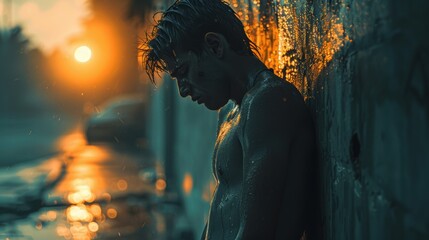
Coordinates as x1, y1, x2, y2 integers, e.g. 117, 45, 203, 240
0, 131, 188, 240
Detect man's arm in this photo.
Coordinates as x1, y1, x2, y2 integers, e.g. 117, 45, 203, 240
236, 87, 310, 239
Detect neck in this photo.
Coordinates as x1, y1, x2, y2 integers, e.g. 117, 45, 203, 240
228, 55, 267, 105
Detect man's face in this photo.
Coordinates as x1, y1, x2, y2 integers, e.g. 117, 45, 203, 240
165, 49, 230, 110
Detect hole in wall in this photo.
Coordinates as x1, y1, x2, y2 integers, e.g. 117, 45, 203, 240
349, 133, 361, 180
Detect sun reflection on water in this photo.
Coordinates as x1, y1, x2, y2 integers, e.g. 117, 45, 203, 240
67, 205, 94, 222
39, 210, 58, 222
88, 222, 99, 232
47, 125, 160, 239
63, 201, 103, 239
67, 184, 96, 204
52, 144, 109, 239
56, 130, 87, 154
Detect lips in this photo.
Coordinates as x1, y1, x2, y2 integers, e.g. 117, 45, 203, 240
192, 96, 203, 104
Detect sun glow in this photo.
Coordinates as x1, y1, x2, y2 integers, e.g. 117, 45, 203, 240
74, 46, 92, 63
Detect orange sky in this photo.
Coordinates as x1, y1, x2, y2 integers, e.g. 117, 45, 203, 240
3, 0, 90, 54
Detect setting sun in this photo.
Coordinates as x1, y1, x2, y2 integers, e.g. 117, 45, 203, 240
74, 46, 92, 63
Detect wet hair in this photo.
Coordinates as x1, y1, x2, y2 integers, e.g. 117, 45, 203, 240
142, 0, 259, 83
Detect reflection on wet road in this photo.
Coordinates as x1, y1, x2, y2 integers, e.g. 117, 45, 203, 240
0, 131, 184, 240
49, 144, 161, 240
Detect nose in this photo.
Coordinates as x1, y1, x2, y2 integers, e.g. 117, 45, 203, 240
177, 78, 191, 98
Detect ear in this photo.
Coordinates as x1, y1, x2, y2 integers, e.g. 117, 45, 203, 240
204, 32, 226, 58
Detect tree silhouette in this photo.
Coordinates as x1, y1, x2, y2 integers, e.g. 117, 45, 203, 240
0, 26, 49, 115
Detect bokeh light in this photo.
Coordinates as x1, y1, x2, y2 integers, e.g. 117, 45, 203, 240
106, 208, 118, 219
182, 173, 193, 195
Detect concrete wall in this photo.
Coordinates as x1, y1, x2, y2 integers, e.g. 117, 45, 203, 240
147, 0, 429, 239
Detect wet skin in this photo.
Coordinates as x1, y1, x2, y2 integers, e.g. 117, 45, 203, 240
165, 33, 316, 240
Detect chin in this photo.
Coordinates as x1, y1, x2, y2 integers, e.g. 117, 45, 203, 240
205, 104, 221, 111
205, 99, 227, 111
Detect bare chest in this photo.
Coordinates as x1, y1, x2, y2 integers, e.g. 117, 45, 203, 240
213, 107, 243, 185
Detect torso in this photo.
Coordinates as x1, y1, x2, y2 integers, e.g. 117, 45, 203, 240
207, 103, 244, 239
205, 71, 313, 240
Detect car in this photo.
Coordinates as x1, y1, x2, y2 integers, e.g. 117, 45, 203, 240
85, 95, 146, 145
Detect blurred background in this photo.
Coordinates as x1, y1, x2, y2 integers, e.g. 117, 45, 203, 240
1, 0, 429, 240
0, 0, 189, 239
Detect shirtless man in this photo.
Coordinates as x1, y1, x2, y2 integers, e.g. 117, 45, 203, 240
143, 0, 316, 239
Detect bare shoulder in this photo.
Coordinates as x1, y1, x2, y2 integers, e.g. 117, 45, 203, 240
240, 75, 313, 136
